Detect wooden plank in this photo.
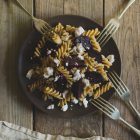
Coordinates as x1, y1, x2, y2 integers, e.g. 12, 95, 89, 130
34, 0, 65, 135
34, 0, 104, 137
64, 0, 104, 137
104, 0, 140, 140
64, 0, 103, 25
0, 0, 33, 129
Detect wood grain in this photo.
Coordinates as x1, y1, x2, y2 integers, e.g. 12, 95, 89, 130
34, 0, 104, 137
0, 0, 33, 129
64, 0, 104, 137
104, 0, 140, 140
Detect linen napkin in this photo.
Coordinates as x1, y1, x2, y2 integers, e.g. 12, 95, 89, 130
0, 121, 115, 140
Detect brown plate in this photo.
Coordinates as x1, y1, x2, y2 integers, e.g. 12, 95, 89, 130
18, 15, 121, 118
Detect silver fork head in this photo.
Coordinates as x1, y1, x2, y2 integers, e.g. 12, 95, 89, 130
96, 18, 120, 47
32, 17, 53, 35
108, 71, 130, 101
91, 97, 120, 120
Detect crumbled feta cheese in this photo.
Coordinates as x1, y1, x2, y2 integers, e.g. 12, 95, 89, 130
54, 75, 60, 82
107, 55, 115, 64
47, 104, 54, 110
81, 73, 85, 78
62, 90, 68, 98
43, 67, 53, 79
83, 98, 88, 108
71, 46, 77, 54
73, 70, 82, 81
26, 69, 34, 79
72, 98, 79, 104
47, 50, 51, 55
61, 104, 68, 112
65, 62, 69, 66
77, 43, 85, 54
75, 26, 85, 37
54, 58, 60, 66
78, 54, 84, 60
82, 79, 90, 87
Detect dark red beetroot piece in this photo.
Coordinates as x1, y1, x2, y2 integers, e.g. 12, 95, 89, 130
63, 56, 86, 69
71, 79, 85, 99
74, 36, 102, 62
85, 71, 104, 83
54, 74, 68, 93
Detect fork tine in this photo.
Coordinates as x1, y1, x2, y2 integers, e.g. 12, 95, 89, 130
91, 100, 111, 117
108, 73, 124, 96
109, 72, 127, 93
45, 23, 54, 31
100, 27, 118, 47
99, 97, 116, 110
43, 25, 50, 32
112, 71, 129, 91
99, 25, 117, 46
97, 23, 114, 43
97, 98, 115, 112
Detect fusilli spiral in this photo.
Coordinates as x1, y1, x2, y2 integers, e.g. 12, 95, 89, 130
43, 87, 63, 99
83, 53, 97, 71
57, 66, 73, 85
66, 25, 76, 33
93, 82, 112, 99
34, 36, 46, 57
56, 40, 72, 60
28, 79, 46, 92
83, 28, 100, 39
102, 55, 112, 68
90, 37, 101, 52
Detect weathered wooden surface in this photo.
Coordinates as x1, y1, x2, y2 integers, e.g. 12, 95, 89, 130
104, 0, 140, 140
0, 0, 139, 139
0, 0, 33, 128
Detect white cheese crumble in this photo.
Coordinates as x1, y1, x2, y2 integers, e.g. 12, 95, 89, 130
47, 104, 54, 110
72, 98, 79, 104
78, 54, 84, 60
82, 78, 90, 87
47, 50, 51, 55
61, 104, 68, 112
54, 75, 60, 82
77, 43, 85, 54
65, 62, 69, 66
54, 58, 60, 66
83, 98, 88, 108
62, 90, 68, 98
26, 69, 34, 79
107, 55, 115, 64
73, 70, 82, 81
43, 67, 54, 79
75, 26, 85, 37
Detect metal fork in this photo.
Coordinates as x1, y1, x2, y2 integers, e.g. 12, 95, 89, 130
108, 71, 140, 119
91, 97, 140, 136
16, 0, 53, 35
96, 0, 135, 47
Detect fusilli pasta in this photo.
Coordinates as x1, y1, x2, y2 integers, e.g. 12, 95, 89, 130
83, 53, 97, 71
57, 66, 73, 85
102, 55, 112, 68
83, 28, 100, 39
56, 40, 72, 59
93, 82, 112, 99
43, 87, 63, 99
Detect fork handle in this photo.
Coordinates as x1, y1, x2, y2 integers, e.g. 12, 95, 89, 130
117, 0, 135, 20
127, 100, 140, 120
119, 117, 140, 136
16, 0, 34, 18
